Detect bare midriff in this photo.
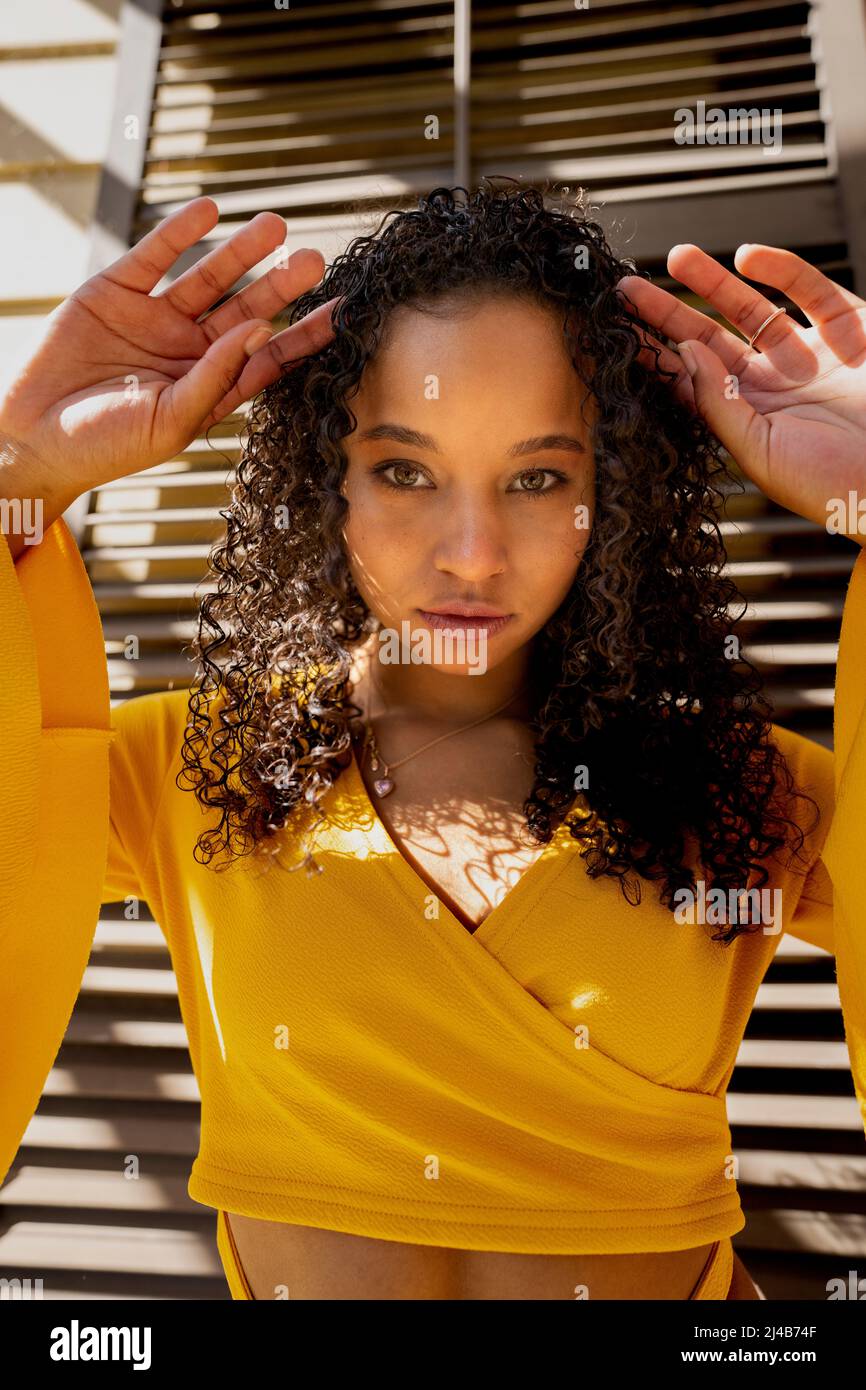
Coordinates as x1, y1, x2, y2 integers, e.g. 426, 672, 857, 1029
225, 1214, 750, 1300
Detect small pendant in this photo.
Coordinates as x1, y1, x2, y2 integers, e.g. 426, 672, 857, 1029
373, 777, 395, 797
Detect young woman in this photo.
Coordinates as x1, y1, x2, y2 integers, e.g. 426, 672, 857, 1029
1, 182, 864, 1302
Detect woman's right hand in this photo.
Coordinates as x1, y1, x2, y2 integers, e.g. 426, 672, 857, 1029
0, 196, 337, 519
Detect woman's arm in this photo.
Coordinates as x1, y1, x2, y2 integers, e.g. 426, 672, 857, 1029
0, 432, 72, 562
623, 245, 866, 1140
0, 514, 199, 1183
0, 515, 113, 1182
0, 199, 336, 1184
809, 544, 866, 1137
780, 546, 866, 1140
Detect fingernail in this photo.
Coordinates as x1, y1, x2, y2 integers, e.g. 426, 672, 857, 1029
677, 340, 697, 376
244, 325, 273, 356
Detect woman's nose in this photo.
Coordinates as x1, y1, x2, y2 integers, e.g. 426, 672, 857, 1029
431, 502, 508, 580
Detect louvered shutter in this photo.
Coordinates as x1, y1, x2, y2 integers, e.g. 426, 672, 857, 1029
5, 0, 865, 1298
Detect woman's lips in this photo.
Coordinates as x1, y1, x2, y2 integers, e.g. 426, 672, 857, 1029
417, 609, 513, 636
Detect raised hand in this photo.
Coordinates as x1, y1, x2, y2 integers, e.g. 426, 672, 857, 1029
0, 196, 336, 515
617, 245, 866, 547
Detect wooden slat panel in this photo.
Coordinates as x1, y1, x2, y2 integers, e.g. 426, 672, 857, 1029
4, 0, 862, 1305
100, 2, 866, 1305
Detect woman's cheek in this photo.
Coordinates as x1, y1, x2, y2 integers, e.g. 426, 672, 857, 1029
543, 504, 593, 599
525, 500, 591, 564
343, 523, 417, 628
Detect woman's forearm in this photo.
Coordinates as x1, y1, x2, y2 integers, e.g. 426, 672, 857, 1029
0, 431, 77, 562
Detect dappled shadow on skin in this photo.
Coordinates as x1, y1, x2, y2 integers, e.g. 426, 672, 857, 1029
258, 712, 582, 937
343, 744, 571, 935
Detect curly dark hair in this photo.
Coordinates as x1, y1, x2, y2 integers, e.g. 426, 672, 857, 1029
176, 176, 819, 944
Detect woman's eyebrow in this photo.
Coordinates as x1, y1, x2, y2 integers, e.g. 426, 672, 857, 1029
358, 423, 585, 455
508, 434, 586, 457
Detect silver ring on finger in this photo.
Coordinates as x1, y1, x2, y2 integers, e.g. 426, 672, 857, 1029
747, 305, 787, 351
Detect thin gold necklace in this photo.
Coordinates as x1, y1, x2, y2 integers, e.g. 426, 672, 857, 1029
357, 663, 529, 799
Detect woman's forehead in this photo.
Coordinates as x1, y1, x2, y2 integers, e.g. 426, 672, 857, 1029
352, 298, 579, 400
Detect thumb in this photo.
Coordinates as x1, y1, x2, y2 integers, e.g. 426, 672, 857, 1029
678, 337, 770, 484
161, 318, 274, 444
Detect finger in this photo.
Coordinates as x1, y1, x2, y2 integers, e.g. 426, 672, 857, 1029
678, 337, 772, 492
101, 197, 220, 295
617, 273, 757, 375
160, 211, 288, 320
204, 298, 340, 426
732, 242, 865, 340
160, 317, 274, 443
198, 248, 326, 343
617, 303, 697, 404
666, 243, 814, 375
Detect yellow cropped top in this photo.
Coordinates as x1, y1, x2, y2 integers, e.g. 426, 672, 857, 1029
1, 517, 865, 1256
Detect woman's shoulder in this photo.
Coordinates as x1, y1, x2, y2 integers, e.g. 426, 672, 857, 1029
768, 720, 835, 859
107, 670, 329, 761
108, 686, 197, 786
110, 685, 193, 739
768, 722, 833, 797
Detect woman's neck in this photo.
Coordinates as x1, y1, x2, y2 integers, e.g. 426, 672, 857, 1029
348, 634, 535, 728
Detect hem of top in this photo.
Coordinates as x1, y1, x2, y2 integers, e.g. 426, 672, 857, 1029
188, 1164, 746, 1255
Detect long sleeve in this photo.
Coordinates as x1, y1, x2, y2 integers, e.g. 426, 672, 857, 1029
786, 849, 833, 955
103, 690, 183, 906
0, 516, 175, 1186
811, 544, 866, 1135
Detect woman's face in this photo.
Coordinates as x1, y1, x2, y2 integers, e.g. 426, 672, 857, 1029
340, 293, 596, 676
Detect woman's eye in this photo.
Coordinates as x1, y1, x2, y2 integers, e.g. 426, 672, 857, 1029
510, 468, 567, 498
371, 462, 568, 496
373, 462, 432, 490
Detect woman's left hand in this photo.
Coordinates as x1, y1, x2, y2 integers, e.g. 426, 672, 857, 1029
616, 245, 866, 548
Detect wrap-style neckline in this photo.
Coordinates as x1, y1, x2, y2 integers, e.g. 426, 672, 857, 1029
347, 738, 580, 944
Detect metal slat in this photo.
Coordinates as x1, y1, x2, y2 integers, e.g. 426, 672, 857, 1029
8, 0, 856, 1306
0, 1223, 221, 1279
0, 1167, 196, 1214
